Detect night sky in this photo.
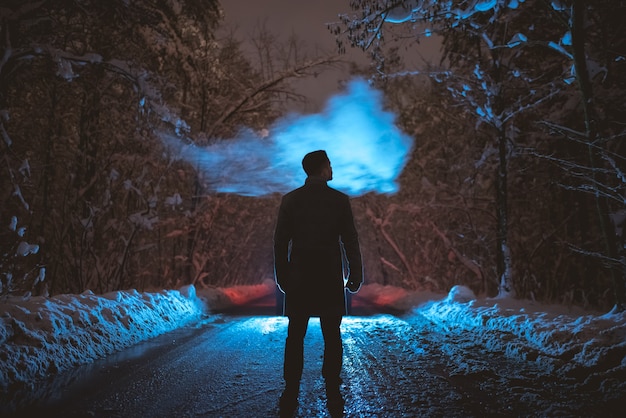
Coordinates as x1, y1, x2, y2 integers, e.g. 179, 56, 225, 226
221, 0, 360, 111
220, 0, 441, 112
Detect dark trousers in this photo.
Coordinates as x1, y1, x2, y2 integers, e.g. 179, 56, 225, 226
283, 315, 343, 385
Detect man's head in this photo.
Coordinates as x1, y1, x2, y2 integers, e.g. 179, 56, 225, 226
302, 150, 332, 181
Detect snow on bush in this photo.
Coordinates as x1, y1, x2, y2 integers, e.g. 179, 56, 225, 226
415, 285, 626, 376
0, 285, 205, 392
445, 284, 476, 303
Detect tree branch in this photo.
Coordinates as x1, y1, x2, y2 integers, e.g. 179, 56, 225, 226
207, 55, 341, 138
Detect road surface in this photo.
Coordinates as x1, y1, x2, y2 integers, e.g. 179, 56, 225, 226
6, 295, 623, 417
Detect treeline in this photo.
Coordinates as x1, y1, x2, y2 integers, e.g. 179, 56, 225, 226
1, 1, 624, 311
332, 0, 626, 309
0, 0, 326, 296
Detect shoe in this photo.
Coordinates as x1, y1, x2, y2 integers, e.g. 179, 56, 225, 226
279, 385, 299, 418
325, 383, 344, 417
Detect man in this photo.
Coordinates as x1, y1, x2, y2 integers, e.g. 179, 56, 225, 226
274, 150, 363, 416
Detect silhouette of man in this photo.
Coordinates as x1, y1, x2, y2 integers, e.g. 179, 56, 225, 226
274, 150, 363, 417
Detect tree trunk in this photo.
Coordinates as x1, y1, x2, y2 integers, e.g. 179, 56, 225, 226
496, 126, 513, 297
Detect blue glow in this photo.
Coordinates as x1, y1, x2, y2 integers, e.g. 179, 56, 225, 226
507, 33, 527, 47
475, 0, 497, 12
551, 1, 567, 11
162, 79, 413, 197
561, 31, 572, 46
474, 64, 483, 80
508, 0, 520, 9
564, 64, 576, 85
548, 41, 573, 59
384, 0, 420, 24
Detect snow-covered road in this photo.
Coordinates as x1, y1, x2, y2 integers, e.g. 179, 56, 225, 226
8, 307, 623, 417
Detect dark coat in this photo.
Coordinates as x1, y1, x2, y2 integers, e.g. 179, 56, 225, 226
274, 176, 363, 317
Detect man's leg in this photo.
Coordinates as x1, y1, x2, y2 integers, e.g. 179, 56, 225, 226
284, 315, 309, 385
320, 315, 344, 416
280, 315, 309, 416
320, 315, 343, 383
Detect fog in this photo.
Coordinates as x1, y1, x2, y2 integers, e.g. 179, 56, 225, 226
162, 79, 413, 197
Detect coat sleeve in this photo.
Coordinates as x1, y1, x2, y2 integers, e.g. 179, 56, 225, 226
273, 196, 292, 293
340, 196, 363, 285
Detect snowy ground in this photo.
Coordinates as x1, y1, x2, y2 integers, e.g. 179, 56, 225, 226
412, 287, 626, 410
0, 280, 274, 395
1, 281, 625, 413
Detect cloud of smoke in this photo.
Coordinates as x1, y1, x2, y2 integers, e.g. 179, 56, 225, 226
163, 78, 413, 197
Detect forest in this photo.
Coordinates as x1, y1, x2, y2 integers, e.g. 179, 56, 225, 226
0, 0, 624, 310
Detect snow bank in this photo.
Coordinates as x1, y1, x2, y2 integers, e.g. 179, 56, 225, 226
0, 285, 205, 392
415, 285, 626, 375
3, 280, 625, 405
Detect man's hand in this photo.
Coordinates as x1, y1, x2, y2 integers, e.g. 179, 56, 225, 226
346, 279, 362, 293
